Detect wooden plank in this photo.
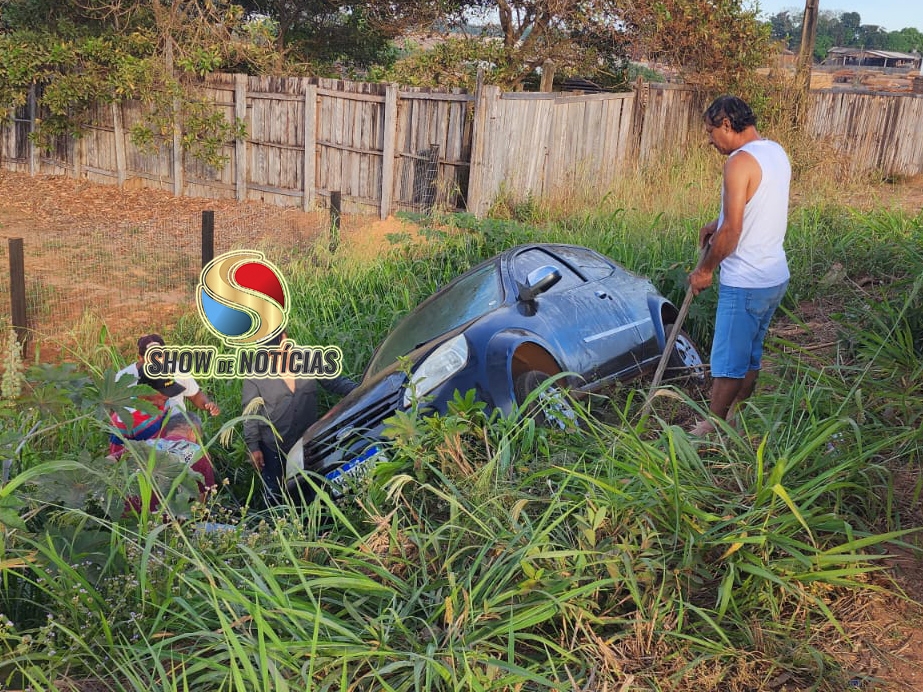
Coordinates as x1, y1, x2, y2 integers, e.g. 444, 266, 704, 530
247, 181, 303, 197
468, 81, 500, 217
303, 82, 317, 211
380, 84, 398, 219
235, 73, 248, 201
316, 88, 385, 103
74, 130, 84, 180
499, 92, 557, 101
363, 98, 374, 201
111, 102, 127, 186
27, 85, 36, 176
399, 91, 473, 102
172, 92, 183, 196
248, 92, 303, 102
348, 97, 360, 196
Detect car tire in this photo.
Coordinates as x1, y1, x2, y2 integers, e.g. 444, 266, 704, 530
514, 370, 578, 429
664, 323, 707, 383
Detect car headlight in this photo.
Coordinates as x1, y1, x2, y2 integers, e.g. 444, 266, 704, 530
403, 334, 469, 407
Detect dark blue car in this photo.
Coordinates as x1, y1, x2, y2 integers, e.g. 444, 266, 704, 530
284, 243, 705, 497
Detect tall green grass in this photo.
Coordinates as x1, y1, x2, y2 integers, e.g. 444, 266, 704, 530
1, 199, 922, 690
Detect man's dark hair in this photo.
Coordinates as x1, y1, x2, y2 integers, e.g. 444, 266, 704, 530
704, 95, 757, 132
138, 333, 165, 355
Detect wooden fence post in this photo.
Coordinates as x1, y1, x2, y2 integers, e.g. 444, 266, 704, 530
111, 102, 127, 187
74, 132, 83, 180
27, 85, 36, 176
8, 238, 27, 344
630, 77, 649, 167
235, 74, 248, 202
303, 80, 317, 212
379, 84, 398, 220
201, 210, 215, 268
329, 191, 341, 253
467, 78, 500, 219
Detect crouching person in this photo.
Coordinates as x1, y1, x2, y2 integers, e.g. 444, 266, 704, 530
117, 416, 218, 518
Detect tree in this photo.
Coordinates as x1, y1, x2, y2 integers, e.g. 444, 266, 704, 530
768, 10, 797, 47
620, 0, 771, 92
408, 0, 633, 90
857, 24, 888, 49
234, 0, 459, 71
0, 0, 281, 166
885, 27, 923, 52
840, 11, 861, 42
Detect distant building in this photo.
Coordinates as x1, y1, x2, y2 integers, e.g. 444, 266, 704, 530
823, 47, 921, 69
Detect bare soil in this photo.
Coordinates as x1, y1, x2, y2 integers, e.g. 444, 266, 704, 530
0, 170, 421, 360
0, 169, 921, 689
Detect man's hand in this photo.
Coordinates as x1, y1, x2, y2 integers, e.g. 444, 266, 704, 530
249, 449, 264, 472
190, 391, 221, 416
688, 266, 714, 296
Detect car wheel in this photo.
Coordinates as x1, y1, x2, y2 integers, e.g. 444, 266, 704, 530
665, 323, 707, 383
514, 370, 578, 429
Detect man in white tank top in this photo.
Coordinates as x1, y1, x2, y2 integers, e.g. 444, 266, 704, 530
688, 95, 791, 435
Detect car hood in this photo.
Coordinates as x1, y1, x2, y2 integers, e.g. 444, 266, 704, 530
300, 328, 470, 472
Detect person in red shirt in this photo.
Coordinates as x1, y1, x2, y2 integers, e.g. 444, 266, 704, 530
108, 373, 185, 456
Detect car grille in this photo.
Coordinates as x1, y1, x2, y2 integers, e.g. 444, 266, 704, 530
304, 389, 404, 470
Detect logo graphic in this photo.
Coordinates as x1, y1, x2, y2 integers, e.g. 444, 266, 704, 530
144, 250, 344, 380
197, 251, 289, 346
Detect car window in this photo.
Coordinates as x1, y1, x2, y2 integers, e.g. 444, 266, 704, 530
366, 261, 502, 376
551, 246, 615, 282
513, 248, 583, 291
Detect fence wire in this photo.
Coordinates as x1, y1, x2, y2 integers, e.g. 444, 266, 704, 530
0, 206, 327, 357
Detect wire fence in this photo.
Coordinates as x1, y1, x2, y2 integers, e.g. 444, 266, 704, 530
0, 204, 337, 360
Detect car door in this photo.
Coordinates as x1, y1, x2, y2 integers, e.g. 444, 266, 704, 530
549, 246, 649, 378
510, 247, 642, 382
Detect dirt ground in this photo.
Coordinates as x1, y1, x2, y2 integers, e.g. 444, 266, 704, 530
0, 170, 422, 360
0, 169, 922, 689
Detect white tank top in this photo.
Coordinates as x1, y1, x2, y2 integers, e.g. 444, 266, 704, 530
718, 139, 791, 288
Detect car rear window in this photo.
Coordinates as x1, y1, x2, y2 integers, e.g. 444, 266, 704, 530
549, 246, 616, 282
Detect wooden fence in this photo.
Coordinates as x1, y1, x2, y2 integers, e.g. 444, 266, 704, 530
2, 76, 922, 218
806, 90, 923, 176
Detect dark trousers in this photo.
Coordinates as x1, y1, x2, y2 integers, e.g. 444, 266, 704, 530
258, 441, 285, 507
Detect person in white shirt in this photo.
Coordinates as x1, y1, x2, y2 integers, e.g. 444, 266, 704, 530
688, 95, 791, 435
117, 333, 221, 419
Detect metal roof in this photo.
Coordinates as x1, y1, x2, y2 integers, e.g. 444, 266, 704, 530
827, 47, 919, 61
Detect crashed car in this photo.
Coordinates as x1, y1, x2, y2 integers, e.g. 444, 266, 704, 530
285, 243, 705, 498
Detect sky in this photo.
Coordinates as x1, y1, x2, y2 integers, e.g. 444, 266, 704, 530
751, 1, 922, 32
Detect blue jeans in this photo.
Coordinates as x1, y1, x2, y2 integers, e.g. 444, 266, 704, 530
711, 281, 788, 379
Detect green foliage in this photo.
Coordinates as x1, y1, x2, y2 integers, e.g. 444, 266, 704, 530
375, 36, 510, 90
622, 0, 772, 94
0, 9, 264, 168
1, 201, 923, 688
767, 9, 923, 56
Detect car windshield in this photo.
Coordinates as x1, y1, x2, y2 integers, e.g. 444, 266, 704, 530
366, 262, 502, 377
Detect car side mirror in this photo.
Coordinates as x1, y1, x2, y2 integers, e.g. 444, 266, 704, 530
517, 265, 562, 302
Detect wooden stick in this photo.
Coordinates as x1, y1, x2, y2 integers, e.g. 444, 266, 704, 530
638, 243, 708, 420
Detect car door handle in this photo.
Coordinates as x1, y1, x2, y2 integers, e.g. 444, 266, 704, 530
595, 290, 609, 299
